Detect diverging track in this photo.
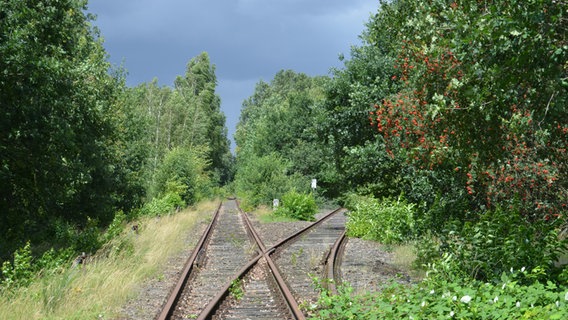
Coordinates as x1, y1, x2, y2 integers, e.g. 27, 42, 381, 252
270, 209, 347, 307
159, 199, 347, 319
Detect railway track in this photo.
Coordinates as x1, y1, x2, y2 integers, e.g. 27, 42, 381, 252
158, 199, 347, 319
163, 201, 259, 319
269, 208, 347, 307
323, 230, 347, 295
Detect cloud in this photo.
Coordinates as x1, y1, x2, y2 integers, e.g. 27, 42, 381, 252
87, 0, 378, 147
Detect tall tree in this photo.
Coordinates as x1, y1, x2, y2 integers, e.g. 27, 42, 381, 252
368, 0, 567, 218
0, 0, 123, 257
174, 52, 231, 182
234, 70, 329, 205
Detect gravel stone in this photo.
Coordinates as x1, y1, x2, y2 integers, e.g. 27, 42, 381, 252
341, 237, 412, 295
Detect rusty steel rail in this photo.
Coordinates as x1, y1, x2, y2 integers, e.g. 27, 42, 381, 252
158, 200, 347, 319
323, 230, 347, 295
196, 253, 263, 320
268, 206, 347, 307
157, 202, 222, 320
268, 207, 346, 252
241, 209, 305, 320
196, 201, 305, 320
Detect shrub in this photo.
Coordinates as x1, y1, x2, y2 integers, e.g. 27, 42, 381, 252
138, 192, 185, 217
52, 216, 102, 254
104, 210, 127, 241
1, 242, 33, 290
311, 269, 568, 320
35, 248, 73, 276
234, 153, 293, 208
151, 147, 210, 205
274, 190, 317, 221
345, 194, 418, 244
416, 206, 568, 283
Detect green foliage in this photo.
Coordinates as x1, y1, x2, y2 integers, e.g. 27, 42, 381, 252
274, 190, 317, 221
0, 0, 125, 259
229, 278, 244, 301
152, 147, 211, 205
34, 248, 73, 276
1, 242, 75, 293
345, 194, 418, 244
129, 52, 232, 191
0, 242, 33, 290
234, 153, 302, 209
311, 271, 568, 320
319, 42, 400, 198
234, 70, 330, 205
104, 210, 127, 241
52, 216, 101, 255
138, 190, 185, 218
111, 87, 152, 212
0, 3, 232, 295
416, 207, 568, 283
367, 0, 567, 217
339, 137, 401, 198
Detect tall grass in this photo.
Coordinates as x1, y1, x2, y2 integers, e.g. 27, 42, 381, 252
0, 200, 216, 320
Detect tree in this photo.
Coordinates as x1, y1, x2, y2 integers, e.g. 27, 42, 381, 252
0, 0, 124, 257
369, 0, 567, 218
234, 70, 329, 205
174, 53, 231, 183
121, 53, 232, 203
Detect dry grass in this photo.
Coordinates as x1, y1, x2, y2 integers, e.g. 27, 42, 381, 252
390, 243, 425, 279
0, 200, 217, 320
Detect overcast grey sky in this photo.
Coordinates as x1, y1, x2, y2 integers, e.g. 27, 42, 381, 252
87, 0, 378, 148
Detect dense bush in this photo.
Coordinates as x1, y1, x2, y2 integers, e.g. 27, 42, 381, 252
52, 216, 102, 254
274, 190, 317, 221
138, 187, 186, 217
416, 207, 568, 283
234, 153, 307, 210
104, 210, 127, 241
0, 242, 72, 292
345, 194, 418, 244
0, 242, 33, 290
151, 147, 211, 205
368, 0, 567, 219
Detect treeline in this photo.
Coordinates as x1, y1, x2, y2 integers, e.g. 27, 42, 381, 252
235, 1, 567, 315
234, 71, 329, 209
0, 0, 230, 277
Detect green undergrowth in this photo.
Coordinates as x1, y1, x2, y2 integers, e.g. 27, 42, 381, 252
330, 192, 568, 319
311, 268, 568, 319
0, 200, 216, 319
345, 194, 418, 244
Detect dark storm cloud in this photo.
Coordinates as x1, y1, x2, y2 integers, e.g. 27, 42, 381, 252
87, 0, 378, 147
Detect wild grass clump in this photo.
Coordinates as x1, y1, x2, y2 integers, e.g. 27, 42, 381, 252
274, 190, 317, 221
0, 201, 215, 320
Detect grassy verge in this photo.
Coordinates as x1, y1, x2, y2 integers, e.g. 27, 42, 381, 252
388, 242, 425, 280
250, 205, 299, 223
0, 200, 217, 320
